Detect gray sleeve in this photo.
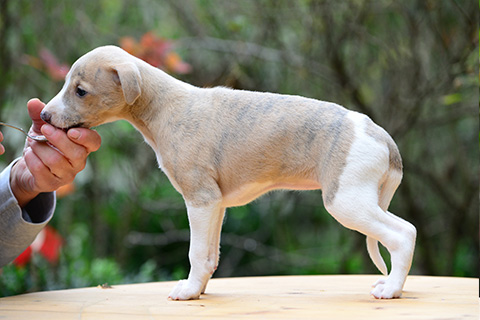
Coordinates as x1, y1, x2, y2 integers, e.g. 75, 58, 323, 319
0, 160, 55, 267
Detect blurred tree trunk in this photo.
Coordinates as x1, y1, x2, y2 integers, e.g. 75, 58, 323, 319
0, 0, 12, 119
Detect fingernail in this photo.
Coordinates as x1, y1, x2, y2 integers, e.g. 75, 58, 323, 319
42, 124, 55, 136
68, 129, 81, 139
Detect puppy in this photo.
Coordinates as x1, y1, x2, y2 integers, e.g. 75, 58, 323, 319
41, 46, 416, 300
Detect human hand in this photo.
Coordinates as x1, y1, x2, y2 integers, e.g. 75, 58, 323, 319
0, 131, 4, 155
10, 98, 102, 207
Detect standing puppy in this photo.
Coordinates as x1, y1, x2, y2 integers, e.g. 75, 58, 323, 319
41, 46, 416, 300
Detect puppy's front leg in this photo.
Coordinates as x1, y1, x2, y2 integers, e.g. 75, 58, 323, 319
169, 202, 225, 300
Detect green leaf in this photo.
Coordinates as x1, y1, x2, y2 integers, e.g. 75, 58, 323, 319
442, 93, 462, 105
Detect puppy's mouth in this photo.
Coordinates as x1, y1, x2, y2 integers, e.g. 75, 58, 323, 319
40, 111, 88, 130
45, 122, 87, 132
64, 122, 87, 130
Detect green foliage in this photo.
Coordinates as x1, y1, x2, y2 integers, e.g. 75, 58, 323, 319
0, 0, 478, 297
0, 222, 165, 296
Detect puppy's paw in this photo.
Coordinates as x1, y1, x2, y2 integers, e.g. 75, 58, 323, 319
168, 279, 202, 301
370, 278, 402, 299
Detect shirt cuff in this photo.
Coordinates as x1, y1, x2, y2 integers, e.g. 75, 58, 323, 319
0, 159, 57, 266
0, 159, 56, 242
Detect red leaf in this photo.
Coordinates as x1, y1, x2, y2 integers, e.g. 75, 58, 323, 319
165, 52, 192, 74
38, 226, 63, 264
13, 246, 32, 268
119, 37, 140, 56
39, 48, 70, 81
119, 32, 191, 73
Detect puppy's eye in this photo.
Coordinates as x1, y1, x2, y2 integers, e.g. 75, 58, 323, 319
76, 87, 87, 97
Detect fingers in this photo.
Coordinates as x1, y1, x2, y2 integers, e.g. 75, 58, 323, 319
23, 147, 65, 191
23, 123, 101, 193
38, 124, 101, 169
67, 128, 102, 153
36, 124, 85, 173
0, 131, 4, 155
27, 141, 76, 184
27, 98, 47, 134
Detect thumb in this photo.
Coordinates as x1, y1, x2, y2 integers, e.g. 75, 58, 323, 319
27, 98, 47, 134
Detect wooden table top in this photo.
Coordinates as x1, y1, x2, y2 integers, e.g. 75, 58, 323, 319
0, 275, 477, 319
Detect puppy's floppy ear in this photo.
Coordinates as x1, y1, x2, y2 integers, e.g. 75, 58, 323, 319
112, 63, 142, 105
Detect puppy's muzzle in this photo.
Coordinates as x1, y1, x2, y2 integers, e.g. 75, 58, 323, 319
40, 110, 52, 124
40, 110, 85, 130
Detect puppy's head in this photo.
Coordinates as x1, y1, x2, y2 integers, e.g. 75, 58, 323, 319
41, 46, 142, 129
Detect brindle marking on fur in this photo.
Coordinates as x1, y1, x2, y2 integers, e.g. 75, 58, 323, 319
201, 89, 355, 206
76, 70, 86, 81
319, 108, 352, 206
94, 68, 102, 81
364, 118, 402, 172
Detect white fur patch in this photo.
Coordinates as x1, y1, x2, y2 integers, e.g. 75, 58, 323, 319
45, 75, 70, 114
341, 112, 389, 185
327, 111, 390, 227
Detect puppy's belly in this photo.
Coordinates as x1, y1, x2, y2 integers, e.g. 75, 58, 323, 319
221, 180, 321, 208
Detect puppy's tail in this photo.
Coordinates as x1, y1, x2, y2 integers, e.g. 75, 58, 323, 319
367, 236, 388, 276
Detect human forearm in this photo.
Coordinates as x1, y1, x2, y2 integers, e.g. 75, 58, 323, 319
0, 162, 55, 267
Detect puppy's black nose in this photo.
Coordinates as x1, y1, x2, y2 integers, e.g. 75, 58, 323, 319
40, 110, 52, 124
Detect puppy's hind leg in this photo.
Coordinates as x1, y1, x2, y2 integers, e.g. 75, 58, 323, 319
368, 210, 416, 299
168, 201, 225, 300
324, 185, 416, 299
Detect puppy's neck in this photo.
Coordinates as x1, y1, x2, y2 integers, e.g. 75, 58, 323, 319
124, 63, 195, 148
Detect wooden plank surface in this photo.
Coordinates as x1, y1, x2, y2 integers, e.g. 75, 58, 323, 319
0, 275, 477, 319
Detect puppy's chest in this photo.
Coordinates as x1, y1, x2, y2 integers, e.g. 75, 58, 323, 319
152, 150, 184, 193
154, 151, 165, 170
